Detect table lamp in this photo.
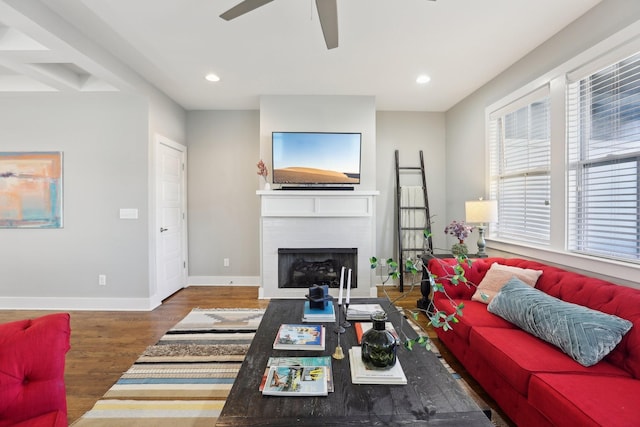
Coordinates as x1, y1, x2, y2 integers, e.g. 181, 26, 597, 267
465, 199, 498, 258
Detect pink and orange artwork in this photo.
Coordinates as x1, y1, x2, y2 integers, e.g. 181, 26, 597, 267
0, 152, 63, 228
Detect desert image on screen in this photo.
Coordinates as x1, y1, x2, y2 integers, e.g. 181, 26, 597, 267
273, 167, 360, 184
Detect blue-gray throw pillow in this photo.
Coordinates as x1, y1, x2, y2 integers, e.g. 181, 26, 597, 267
487, 277, 633, 367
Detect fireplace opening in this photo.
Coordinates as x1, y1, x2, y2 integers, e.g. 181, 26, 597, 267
278, 248, 357, 289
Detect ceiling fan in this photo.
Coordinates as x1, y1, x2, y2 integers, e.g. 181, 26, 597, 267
220, 0, 339, 50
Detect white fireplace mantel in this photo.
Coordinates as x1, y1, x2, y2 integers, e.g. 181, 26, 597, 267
257, 190, 379, 299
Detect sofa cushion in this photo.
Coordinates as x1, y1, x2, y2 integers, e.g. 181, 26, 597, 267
488, 278, 633, 366
469, 327, 628, 396
479, 258, 640, 378
529, 373, 640, 427
471, 262, 542, 304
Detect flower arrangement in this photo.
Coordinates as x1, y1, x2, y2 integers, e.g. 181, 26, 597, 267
256, 160, 268, 178
444, 220, 474, 243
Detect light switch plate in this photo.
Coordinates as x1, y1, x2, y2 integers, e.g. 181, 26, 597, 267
119, 208, 139, 219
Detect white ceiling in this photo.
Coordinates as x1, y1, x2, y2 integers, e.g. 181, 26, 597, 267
0, 0, 602, 111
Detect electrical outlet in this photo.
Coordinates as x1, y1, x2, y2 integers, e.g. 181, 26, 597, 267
223, 258, 230, 267
98, 274, 107, 286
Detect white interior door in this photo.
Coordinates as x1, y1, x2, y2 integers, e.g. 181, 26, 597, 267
156, 137, 187, 301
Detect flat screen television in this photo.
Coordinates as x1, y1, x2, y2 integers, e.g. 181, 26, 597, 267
272, 132, 361, 185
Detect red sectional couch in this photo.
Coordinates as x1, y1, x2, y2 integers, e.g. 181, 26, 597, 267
0, 313, 71, 427
428, 257, 640, 427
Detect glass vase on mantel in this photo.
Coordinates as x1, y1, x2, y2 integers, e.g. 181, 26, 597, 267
361, 311, 398, 370
262, 178, 271, 190
451, 240, 468, 256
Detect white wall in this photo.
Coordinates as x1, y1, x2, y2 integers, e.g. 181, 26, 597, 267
186, 110, 260, 284
0, 93, 154, 308
445, 0, 640, 284
375, 111, 447, 261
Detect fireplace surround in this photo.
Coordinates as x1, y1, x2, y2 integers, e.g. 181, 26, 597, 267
257, 190, 378, 299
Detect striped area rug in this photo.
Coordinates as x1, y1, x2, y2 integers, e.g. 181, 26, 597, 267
72, 308, 264, 427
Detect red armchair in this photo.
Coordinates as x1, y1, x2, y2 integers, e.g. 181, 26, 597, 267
0, 313, 71, 427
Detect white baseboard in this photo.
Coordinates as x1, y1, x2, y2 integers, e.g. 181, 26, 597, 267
188, 276, 260, 286
0, 296, 160, 311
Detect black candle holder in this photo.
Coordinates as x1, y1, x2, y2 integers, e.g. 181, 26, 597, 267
341, 302, 351, 329
333, 301, 345, 334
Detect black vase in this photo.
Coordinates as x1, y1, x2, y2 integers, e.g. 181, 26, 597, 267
361, 311, 398, 369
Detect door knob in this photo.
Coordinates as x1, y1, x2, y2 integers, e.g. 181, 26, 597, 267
160, 227, 168, 232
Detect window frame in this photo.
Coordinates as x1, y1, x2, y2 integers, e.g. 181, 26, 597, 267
483, 23, 640, 283
488, 87, 552, 246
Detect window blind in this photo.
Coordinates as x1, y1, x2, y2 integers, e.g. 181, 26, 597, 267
489, 93, 551, 245
567, 51, 640, 262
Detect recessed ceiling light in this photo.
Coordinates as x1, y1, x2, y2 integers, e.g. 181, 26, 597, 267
416, 75, 431, 84
205, 73, 220, 82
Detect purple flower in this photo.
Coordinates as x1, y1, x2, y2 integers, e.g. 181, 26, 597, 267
444, 220, 474, 242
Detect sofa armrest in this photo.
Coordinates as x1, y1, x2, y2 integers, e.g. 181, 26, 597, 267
0, 313, 70, 427
10, 411, 67, 427
427, 257, 510, 301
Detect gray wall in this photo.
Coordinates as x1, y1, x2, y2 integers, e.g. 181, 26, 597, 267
186, 110, 260, 281
0, 93, 151, 303
445, 0, 640, 285
446, 0, 640, 223
375, 111, 447, 261
184, 107, 447, 282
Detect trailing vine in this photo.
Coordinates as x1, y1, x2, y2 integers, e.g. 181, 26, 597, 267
370, 231, 477, 351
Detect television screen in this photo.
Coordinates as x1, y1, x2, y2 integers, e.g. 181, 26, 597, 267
272, 132, 361, 185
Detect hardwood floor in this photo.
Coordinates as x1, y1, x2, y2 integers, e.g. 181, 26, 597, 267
0, 286, 269, 423
0, 285, 512, 425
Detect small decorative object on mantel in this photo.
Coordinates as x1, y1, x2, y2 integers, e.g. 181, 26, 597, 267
256, 159, 270, 190
360, 311, 398, 369
444, 220, 474, 256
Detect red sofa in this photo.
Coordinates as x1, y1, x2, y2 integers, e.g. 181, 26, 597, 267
0, 313, 71, 427
428, 257, 640, 427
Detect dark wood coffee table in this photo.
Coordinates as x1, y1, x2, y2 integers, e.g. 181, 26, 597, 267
216, 298, 492, 426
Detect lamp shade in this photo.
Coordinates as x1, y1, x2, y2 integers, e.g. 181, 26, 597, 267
465, 199, 498, 224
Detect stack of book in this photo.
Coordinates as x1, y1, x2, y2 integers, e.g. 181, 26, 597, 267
302, 301, 336, 323
349, 346, 407, 385
346, 303, 385, 320
273, 324, 325, 351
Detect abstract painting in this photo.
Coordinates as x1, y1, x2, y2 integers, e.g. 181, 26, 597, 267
0, 152, 63, 228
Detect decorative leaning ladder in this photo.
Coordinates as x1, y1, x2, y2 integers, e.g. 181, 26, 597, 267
395, 150, 433, 292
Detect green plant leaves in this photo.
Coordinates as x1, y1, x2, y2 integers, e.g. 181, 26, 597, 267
369, 256, 378, 269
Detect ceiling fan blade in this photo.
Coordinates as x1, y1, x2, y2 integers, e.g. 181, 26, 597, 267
315, 0, 338, 49
220, 0, 275, 21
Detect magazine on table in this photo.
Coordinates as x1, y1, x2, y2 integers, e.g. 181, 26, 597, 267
261, 356, 334, 392
273, 324, 325, 350
262, 365, 329, 396
346, 303, 385, 320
